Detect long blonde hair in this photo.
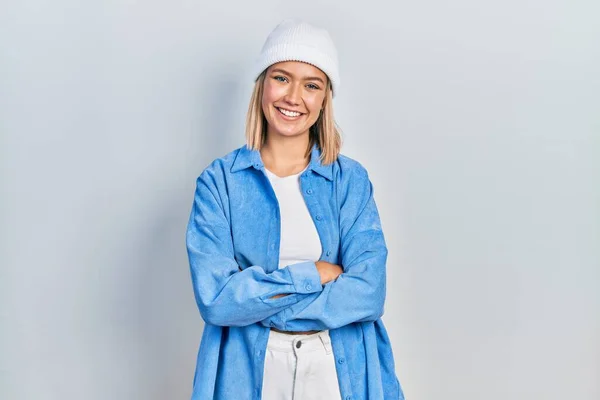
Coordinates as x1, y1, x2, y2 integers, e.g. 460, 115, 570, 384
245, 70, 342, 165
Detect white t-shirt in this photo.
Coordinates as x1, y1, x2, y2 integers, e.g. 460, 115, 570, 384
264, 167, 322, 269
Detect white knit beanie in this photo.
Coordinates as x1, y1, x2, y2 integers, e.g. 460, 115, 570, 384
253, 19, 340, 97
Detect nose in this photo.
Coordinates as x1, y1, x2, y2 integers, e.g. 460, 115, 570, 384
283, 83, 301, 106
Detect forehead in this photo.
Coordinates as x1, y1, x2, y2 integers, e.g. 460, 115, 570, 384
267, 61, 327, 80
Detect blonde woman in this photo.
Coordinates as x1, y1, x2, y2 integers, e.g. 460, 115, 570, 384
186, 19, 404, 400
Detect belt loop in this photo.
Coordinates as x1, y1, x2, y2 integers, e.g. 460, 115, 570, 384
318, 331, 333, 354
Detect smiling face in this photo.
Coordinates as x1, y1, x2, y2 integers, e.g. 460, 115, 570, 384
261, 61, 328, 141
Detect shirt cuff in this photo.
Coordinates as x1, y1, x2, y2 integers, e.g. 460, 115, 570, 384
287, 261, 323, 294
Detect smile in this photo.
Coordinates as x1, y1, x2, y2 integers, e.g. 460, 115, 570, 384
276, 107, 304, 118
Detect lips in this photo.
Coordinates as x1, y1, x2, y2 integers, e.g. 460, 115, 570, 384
275, 107, 304, 119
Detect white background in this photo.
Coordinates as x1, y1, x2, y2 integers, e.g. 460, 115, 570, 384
1, 1, 598, 399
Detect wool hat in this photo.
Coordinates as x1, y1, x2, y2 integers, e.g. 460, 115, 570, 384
253, 19, 340, 97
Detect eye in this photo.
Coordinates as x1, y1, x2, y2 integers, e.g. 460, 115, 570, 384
306, 83, 320, 90
273, 75, 288, 83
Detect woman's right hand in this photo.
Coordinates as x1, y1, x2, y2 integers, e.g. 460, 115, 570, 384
315, 261, 343, 285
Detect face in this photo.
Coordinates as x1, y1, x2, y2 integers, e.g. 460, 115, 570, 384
261, 61, 328, 140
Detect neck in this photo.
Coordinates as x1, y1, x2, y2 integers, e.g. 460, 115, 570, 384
260, 131, 311, 174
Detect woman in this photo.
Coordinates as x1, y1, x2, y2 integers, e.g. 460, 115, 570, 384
186, 19, 404, 399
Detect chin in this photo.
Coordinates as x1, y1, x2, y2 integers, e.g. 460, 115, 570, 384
268, 121, 309, 138
271, 128, 307, 138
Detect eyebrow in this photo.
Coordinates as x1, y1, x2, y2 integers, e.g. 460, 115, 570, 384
270, 68, 326, 84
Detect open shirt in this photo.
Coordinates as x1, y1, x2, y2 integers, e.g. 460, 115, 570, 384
186, 144, 405, 399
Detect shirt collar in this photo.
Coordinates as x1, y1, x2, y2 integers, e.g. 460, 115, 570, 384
231, 143, 333, 181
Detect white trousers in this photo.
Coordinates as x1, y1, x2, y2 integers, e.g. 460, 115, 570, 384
261, 329, 343, 400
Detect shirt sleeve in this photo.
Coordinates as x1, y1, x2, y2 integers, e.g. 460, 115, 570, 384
259, 166, 387, 331
186, 171, 323, 327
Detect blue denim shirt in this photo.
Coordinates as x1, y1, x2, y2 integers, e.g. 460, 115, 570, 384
186, 143, 404, 399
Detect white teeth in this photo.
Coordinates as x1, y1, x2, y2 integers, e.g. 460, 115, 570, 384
277, 108, 301, 117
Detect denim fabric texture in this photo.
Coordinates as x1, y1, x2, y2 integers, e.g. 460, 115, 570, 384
186, 143, 405, 399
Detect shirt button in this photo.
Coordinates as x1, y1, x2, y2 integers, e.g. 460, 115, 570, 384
254, 163, 260, 168
345, 396, 352, 400
326, 250, 331, 256
338, 357, 345, 364
305, 283, 312, 291
316, 215, 323, 221
306, 189, 313, 194
296, 341, 302, 348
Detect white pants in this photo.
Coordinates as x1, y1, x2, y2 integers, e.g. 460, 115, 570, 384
261, 329, 343, 400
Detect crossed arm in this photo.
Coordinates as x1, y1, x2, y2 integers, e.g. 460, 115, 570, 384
245, 261, 343, 299
186, 166, 387, 329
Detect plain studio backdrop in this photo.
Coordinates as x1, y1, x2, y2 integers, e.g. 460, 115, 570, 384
1, 1, 598, 399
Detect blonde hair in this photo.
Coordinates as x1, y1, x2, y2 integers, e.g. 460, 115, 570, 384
245, 70, 342, 165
